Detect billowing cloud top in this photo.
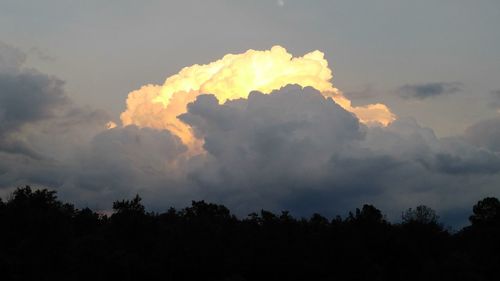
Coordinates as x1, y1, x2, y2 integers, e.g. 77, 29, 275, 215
120, 46, 395, 153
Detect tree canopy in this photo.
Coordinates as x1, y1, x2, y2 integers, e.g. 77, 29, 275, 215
0, 186, 499, 281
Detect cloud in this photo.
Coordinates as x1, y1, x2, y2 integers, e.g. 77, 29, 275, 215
464, 117, 500, 152
177, 86, 500, 223
0, 42, 113, 161
0, 70, 68, 133
492, 89, 500, 98
179, 85, 363, 212
0, 42, 69, 157
398, 82, 463, 99
28, 47, 56, 62
120, 46, 394, 155
488, 89, 500, 110
54, 125, 189, 207
1, 43, 500, 226
0, 42, 26, 74
0, 42, 110, 196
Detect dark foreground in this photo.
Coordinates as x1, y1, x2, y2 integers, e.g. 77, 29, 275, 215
1, 187, 500, 281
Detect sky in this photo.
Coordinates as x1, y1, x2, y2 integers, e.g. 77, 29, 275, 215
1, 0, 500, 226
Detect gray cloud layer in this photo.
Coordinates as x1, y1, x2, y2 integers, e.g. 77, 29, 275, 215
398, 82, 463, 100
1, 45, 500, 226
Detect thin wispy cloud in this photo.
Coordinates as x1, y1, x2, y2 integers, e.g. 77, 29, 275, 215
398, 82, 463, 100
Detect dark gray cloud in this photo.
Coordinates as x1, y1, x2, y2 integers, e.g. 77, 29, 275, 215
0, 42, 69, 157
0, 70, 68, 132
177, 86, 500, 222
0, 42, 111, 199
53, 125, 189, 208
398, 82, 463, 99
179, 85, 365, 213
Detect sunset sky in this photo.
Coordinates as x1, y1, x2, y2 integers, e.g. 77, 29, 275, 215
1, 0, 500, 226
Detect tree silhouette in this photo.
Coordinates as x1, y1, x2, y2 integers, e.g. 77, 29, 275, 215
459, 197, 500, 280
112, 194, 145, 215
309, 213, 329, 226
348, 204, 386, 224
1, 187, 500, 281
469, 197, 500, 226
182, 200, 234, 223
402, 205, 439, 225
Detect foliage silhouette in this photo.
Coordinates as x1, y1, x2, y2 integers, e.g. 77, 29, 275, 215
113, 194, 146, 215
0, 186, 500, 280
402, 205, 440, 225
469, 197, 500, 226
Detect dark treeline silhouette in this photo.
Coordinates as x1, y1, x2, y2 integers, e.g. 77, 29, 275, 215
1, 187, 500, 280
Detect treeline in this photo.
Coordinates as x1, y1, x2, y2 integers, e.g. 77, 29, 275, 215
1, 187, 500, 280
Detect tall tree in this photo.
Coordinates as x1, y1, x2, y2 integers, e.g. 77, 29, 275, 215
469, 197, 500, 225
402, 205, 439, 225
